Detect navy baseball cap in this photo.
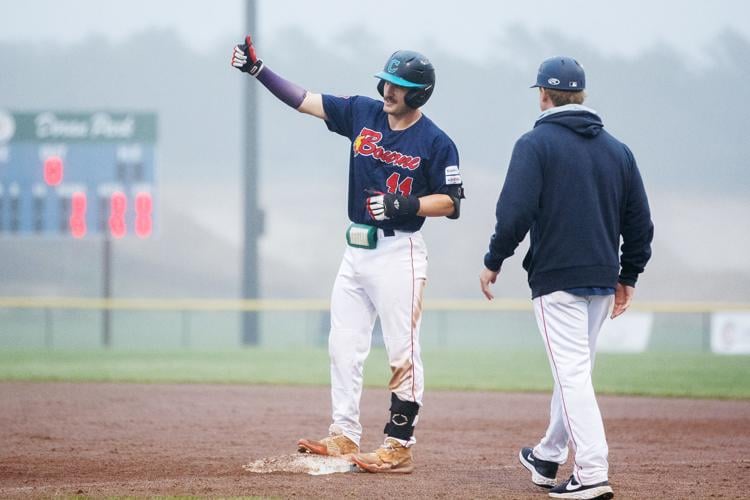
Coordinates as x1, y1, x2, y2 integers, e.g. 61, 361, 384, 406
531, 56, 586, 91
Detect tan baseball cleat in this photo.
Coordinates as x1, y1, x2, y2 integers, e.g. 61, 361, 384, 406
297, 431, 359, 457
350, 437, 414, 473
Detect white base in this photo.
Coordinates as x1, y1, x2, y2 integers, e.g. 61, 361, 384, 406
243, 454, 357, 475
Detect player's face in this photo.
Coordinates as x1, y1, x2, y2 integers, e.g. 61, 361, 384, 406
382, 82, 411, 115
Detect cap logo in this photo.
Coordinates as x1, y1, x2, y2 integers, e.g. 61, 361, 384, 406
569, 81, 578, 88
548, 78, 560, 86
387, 59, 400, 74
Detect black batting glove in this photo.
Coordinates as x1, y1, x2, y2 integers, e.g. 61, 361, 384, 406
231, 35, 264, 76
365, 190, 420, 221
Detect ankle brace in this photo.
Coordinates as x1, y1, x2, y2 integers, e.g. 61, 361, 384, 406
383, 393, 420, 441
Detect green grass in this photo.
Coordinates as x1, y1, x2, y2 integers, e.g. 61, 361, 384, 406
592, 352, 750, 398
425, 351, 750, 398
0, 349, 748, 399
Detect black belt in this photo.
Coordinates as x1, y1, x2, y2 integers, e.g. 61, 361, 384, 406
382, 229, 395, 237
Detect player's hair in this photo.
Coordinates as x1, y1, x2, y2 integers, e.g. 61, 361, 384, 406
544, 88, 586, 106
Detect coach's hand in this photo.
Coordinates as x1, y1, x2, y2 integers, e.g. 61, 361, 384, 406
479, 267, 498, 301
611, 282, 634, 319
231, 35, 264, 76
365, 190, 420, 221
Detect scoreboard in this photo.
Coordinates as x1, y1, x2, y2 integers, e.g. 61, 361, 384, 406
0, 110, 157, 238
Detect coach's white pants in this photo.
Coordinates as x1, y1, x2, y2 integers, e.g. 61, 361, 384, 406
532, 291, 613, 485
328, 230, 427, 447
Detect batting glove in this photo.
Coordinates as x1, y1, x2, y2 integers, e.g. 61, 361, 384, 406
231, 35, 264, 76
366, 190, 420, 221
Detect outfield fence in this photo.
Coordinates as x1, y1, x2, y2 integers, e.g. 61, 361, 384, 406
1, 297, 749, 353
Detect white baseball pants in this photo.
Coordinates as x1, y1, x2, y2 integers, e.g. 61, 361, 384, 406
328, 229, 428, 446
532, 290, 614, 485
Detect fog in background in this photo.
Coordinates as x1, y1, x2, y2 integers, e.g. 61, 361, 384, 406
1, 1, 749, 302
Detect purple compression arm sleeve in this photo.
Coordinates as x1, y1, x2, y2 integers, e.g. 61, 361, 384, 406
256, 66, 307, 109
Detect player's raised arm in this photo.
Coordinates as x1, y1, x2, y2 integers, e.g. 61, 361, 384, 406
231, 35, 326, 120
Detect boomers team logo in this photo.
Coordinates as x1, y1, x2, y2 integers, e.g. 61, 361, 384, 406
353, 127, 421, 170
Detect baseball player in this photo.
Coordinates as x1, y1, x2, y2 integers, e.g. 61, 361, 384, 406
479, 56, 653, 499
232, 36, 464, 473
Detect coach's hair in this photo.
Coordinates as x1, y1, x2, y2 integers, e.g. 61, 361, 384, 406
544, 88, 586, 106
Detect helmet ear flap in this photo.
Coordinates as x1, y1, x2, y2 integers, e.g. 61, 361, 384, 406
405, 84, 434, 109
377, 79, 385, 97
380, 84, 429, 109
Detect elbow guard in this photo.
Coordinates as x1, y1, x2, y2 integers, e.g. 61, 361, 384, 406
446, 186, 465, 220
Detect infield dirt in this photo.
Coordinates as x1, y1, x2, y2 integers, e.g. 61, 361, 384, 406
1, 382, 748, 498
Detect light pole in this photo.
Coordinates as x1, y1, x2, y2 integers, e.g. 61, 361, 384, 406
241, 0, 262, 345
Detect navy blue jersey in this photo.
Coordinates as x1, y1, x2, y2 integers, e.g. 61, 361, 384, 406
322, 94, 461, 232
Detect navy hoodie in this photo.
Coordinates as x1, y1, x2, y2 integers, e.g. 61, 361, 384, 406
484, 105, 654, 298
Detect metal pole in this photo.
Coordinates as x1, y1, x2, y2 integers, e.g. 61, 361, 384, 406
241, 0, 261, 345
44, 307, 53, 349
102, 235, 112, 347
702, 311, 711, 353
181, 310, 190, 349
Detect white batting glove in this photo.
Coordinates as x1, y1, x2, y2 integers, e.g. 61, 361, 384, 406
231, 46, 248, 68
367, 194, 389, 221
